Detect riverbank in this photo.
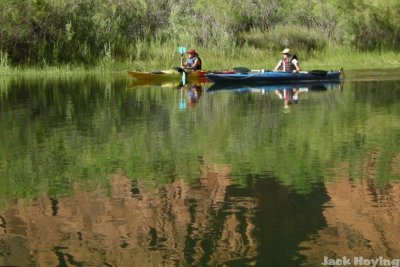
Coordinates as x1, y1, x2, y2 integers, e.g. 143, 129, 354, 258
1, 46, 400, 75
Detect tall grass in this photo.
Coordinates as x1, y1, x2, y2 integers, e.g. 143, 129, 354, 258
0, 50, 11, 74
2, 41, 400, 75
114, 40, 400, 72
304, 46, 400, 70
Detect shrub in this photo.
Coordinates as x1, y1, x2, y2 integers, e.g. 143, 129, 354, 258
264, 25, 327, 56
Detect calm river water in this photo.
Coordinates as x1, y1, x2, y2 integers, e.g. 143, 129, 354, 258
1, 69, 400, 266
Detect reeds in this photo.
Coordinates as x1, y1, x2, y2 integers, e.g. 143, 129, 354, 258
2, 42, 399, 75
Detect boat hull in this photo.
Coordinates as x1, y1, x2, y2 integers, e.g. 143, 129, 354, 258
205, 70, 342, 84
128, 70, 206, 81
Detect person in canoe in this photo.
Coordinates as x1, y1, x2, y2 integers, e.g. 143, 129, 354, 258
181, 49, 202, 71
274, 48, 301, 73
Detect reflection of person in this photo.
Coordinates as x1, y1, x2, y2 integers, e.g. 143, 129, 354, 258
274, 88, 301, 109
179, 83, 202, 109
181, 49, 202, 71
274, 48, 301, 73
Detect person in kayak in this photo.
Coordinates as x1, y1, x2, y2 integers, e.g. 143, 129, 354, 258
181, 49, 202, 71
274, 48, 301, 73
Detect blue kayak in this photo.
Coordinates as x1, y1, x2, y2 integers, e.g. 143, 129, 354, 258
205, 69, 342, 84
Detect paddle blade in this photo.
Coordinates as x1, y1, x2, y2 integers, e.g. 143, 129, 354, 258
233, 67, 251, 73
308, 70, 328, 76
178, 47, 186, 54
173, 66, 185, 73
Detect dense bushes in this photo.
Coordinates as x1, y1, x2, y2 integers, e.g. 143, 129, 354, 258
241, 26, 327, 57
0, 0, 399, 66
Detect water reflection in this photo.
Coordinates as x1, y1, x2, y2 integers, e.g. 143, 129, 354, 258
179, 83, 203, 110
207, 81, 343, 112
300, 178, 400, 266
2, 165, 399, 266
128, 79, 183, 89
0, 165, 328, 267
274, 88, 302, 109
1, 73, 400, 266
207, 81, 341, 92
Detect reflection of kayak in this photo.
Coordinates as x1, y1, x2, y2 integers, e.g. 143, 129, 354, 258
207, 81, 342, 93
127, 69, 206, 81
128, 79, 209, 89
205, 69, 342, 84
127, 80, 183, 89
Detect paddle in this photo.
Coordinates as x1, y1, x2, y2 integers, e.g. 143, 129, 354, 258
232, 67, 269, 73
233, 67, 328, 76
178, 46, 186, 56
178, 47, 186, 84
233, 67, 251, 73
172, 67, 185, 73
307, 70, 328, 76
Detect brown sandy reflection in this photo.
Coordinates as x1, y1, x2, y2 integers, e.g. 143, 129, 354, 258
1, 157, 399, 266
0, 164, 258, 267
299, 153, 400, 266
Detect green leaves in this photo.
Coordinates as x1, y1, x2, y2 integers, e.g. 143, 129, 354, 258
0, 0, 399, 66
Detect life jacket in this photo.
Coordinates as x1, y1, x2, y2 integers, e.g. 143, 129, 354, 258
187, 55, 202, 70
280, 55, 298, 72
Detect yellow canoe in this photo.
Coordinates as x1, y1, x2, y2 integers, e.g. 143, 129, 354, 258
127, 69, 206, 81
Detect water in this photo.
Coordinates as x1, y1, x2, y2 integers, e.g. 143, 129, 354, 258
0, 70, 400, 266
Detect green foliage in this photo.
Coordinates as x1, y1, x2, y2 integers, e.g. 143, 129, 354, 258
0, 50, 10, 70
0, 0, 399, 67
241, 26, 320, 55
335, 0, 400, 49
